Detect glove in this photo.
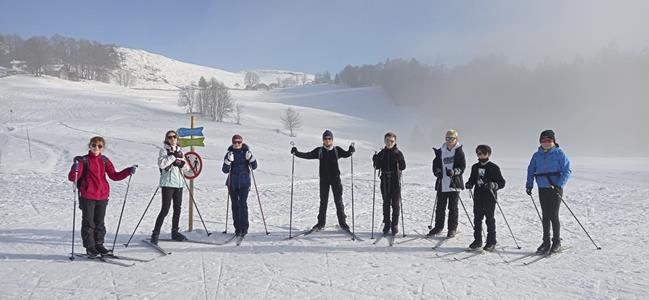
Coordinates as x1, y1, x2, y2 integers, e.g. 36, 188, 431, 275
72, 160, 80, 172
172, 159, 183, 167
433, 168, 442, 177
178, 160, 186, 168
130, 165, 138, 175
173, 150, 183, 158
349, 145, 355, 153
526, 187, 533, 196
166, 149, 174, 156
224, 151, 234, 165
465, 182, 473, 189
245, 150, 255, 162
290, 147, 297, 154
486, 182, 498, 190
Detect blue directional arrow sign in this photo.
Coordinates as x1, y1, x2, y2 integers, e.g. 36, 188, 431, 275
177, 127, 204, 137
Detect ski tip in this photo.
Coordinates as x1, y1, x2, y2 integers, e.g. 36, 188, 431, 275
597, 247, 602, 250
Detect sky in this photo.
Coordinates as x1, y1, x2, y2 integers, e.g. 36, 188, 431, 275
1, 0, 649, 73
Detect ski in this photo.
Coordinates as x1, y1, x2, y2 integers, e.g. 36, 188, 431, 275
431, 237, 451, 250
159, 238, 219, 245
340, 229, 364, 242
142, 239, 172, 255
102, 253, 154, 263
452, 249, 484, 261
235, 235, 245, 246
522, 246, 570, 266
73, 254, 135, 267
216, 234, 238, 245
503, 252, 537, 264
286, 228, 318, 240
387, 234, 395, 247
372, 234, 386, 245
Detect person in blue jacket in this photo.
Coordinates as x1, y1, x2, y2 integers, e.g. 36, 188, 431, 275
222, 134, 258, 237
526, 129, 572, 254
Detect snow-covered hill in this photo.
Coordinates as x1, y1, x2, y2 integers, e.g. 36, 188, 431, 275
116, 47, 314, 89
0, 75, 647, 299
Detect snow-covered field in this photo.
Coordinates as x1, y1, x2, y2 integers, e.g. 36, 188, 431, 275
0, 75, 648, 299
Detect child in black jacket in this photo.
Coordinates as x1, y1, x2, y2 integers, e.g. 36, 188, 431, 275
465, 145, 506, 251
372, 132, 406, 235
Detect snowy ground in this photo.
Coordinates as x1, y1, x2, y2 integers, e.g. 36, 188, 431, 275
0, 75, 648, 299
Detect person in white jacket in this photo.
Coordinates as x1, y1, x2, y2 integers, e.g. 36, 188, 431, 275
150, 130, 190, 244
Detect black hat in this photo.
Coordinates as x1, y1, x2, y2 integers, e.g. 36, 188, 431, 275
322, 130, 333, 139
539, 130, 556, 143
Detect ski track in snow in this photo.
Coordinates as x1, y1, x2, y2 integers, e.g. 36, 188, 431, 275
0, 75, 648, 299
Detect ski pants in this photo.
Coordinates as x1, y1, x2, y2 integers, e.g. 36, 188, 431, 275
473, 197, 496, 244
380, 174, 400, 227
230, 185, 250, 234
317, 176, 347, 227
539, 187, 562, 243
153, 187, 183, 234
79, 197, 108, 248
434, 191, 459, 231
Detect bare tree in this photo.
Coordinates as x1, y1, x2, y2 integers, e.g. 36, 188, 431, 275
235, 103, 243, 125
116, 69, 136, 87
244, 71, 260, 88
280, 108, 301, 137
215, 81, 235, 122
177, 83, 197, 113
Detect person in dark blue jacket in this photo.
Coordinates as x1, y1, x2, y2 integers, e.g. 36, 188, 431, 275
526, 129, 572, 254
222, 134, 258, 237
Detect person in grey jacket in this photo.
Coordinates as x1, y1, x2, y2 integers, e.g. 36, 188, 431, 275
150, 130, 190, 244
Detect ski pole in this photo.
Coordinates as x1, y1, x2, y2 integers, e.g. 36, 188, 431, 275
111, 174, 132, 252
70, 167, 79, 260
124, 186, 159, 248
428, 192, 438, 229
223, 174, 230, 234
289, 141, 296, 239
350, 142, 355, 240
481, 187, 521, 249
183, 177, 211, 236
250, 167, 269, 235
496, 200, 521, 249
558, 193, 602, 250
458, 193, 474, 229
528, 194, 543, 224
371, 152, 377, 239
467, 190, 485, 239
398, 161, 405, 237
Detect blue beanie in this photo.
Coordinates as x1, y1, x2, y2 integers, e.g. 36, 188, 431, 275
322, 130, 333, 139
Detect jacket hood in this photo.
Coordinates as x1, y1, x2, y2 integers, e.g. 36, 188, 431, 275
227, 143, 250, 152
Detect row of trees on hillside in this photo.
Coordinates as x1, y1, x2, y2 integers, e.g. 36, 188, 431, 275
0, 34, 119, 81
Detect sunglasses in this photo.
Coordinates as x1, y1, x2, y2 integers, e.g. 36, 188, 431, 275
445, 137, 457, 141
233, 141, 242, 145
91, 143, 104, 149
323, 137, 333, 141
166, 135, 177, 139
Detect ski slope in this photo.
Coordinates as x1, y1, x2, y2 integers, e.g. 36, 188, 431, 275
117, 47, 314, 89
0, 75, 648, 299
